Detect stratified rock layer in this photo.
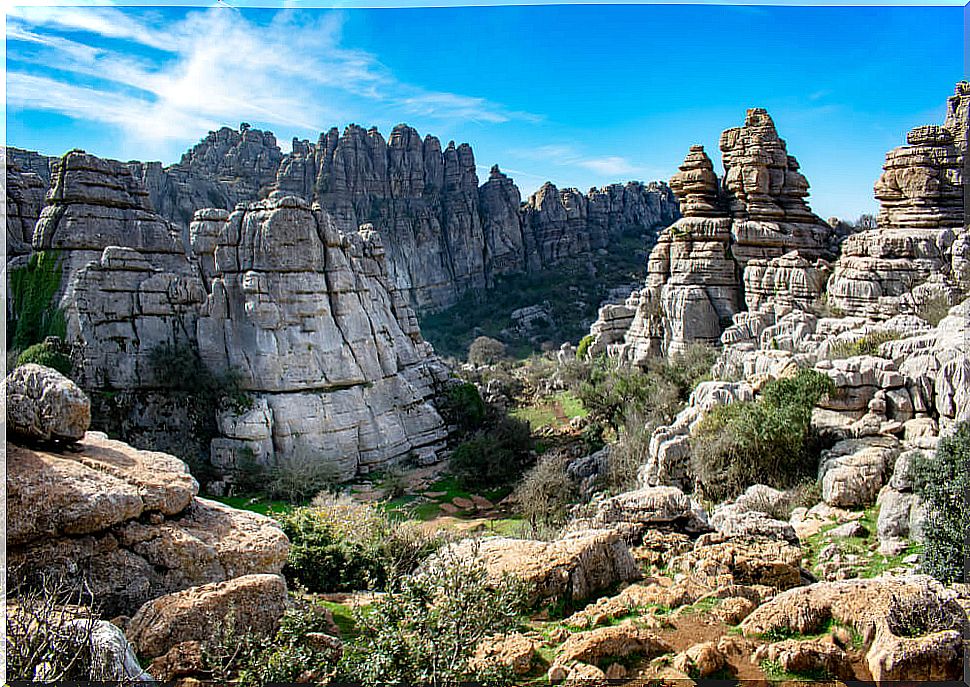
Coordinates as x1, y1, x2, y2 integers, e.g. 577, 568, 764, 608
828, 82, 968, 319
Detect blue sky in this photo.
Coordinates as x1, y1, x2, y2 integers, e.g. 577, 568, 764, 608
5, 2, 965, 219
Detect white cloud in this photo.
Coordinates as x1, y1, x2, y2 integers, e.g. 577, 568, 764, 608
7, 6, 537, 158
515, 144, 646, 179
577, 155, 641, 176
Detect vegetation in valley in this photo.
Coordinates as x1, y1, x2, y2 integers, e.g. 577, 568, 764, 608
690, 369, 835, 502
825, 330, 900, 359
420, 234, 653, 360
8, 250, 67, 353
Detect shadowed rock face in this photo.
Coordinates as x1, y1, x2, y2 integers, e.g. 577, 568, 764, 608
9, 122, 677, 312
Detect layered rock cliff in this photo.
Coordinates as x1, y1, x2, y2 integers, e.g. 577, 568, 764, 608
5, 147, 54, 256
22, 149, 449, 482
15, 122, 677, 312
589, 109, 835, 362
827, 81, 969, 320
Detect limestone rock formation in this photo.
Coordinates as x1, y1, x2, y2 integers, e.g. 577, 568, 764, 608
5, 147, 53, 255
5, 364, 91, 443
7, 430, 288, 616
129, 124, 283, 228
437, 530, 641, 604
593, 110, 834, 361
827, 82, 968, 320
127, 574, 288, 659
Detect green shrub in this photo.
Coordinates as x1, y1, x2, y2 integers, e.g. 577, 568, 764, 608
827, 330, 900, 359
600, 414, 653, 495
264, 451, 340, 503
278, 495, 445, 593
650, 343, 716, 400
577, 356, 680, 434
468, 336, 508, 365
450, 414, 534, 490
913, 422, 970, 583
8, 251, 66, 351
691, 369, 835, 502
439, 382, 486, 432
17, 340, 72, 377
338, 549, 528, 685
511, 453, 580, 533
576, 334, 594, 360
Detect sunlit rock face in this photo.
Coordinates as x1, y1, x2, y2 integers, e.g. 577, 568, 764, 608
603, 110, 834, 363
18, 148, 449, 481
827, 82, 968, 320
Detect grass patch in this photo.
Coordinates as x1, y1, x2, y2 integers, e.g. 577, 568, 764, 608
211, 494, 295, 516
760, 659, 832, 682
318, 600, 361, 639
826, 330, 900, 359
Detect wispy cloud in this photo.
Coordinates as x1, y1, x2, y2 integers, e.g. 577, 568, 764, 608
517, 144, 650, 180
7, 6, 537, 158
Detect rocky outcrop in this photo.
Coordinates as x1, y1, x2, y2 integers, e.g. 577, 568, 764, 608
129, 124, 283, 228
437, 530, 641, 604
7, 430, 288, 617
21, 149, 451, 483
127, 574, 288, 659
5, 147, 53, 255
827, 82, 968, 320
741, 576, 967, 682
12, 122, 677, 313
5, 364, 91, 442
594, 110, 834, 361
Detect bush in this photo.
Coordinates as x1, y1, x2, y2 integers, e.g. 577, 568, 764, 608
439, 382, 486, 432
338, 548, 528, 685
650, 343, 716, 400
511, 453, 580, 533
450, 414, 534, 490
8, 251, 67, 351
577, 356, 680, 434
826, 330, 900, 359
468, 336, 508, 365
264, 451, 341, 503
576, 334, 594, 360
6, 571, 101, 681
917, 293, 955, 327
279, 495, 445, 593
600, 414, 654, 495
17, 339, 72, 377
913, 422, 970, 583
690, 369, 835, 503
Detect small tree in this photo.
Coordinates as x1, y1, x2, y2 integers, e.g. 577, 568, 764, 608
913, 422, 970, 583
468, 336, 507, 365
855, 213, 877, 231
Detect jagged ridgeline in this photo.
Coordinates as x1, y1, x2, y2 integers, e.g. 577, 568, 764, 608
4, 123, 677, 483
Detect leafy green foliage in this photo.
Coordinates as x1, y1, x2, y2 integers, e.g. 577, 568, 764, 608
17, 340, 72, 377
439, 382, 487, 431
337, 550, 528, 685
278, 495, 445, 593
468, 336, 508, 365
8, 251, 67, 351
691, 369, 835, 502
450, 413, 534, 490
913, 422, 970, 583
917, 293, 955, 327
576, 334, 594, 360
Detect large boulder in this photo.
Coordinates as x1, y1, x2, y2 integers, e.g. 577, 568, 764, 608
818, 436, 899, 507
128, 574, 288, 659
436, 530, 640, 605
5, 364, 91, 442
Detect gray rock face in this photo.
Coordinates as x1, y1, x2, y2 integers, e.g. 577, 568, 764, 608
18, 148, 449, 480
5, 364, 91, 442
594, 110, 834, 362
5, 147, 53, 256
827, 82, 968, 320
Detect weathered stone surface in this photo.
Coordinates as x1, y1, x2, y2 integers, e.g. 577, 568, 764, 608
470, 633, 540, 676
598, 109, 834, 360
710, 504, 798, 544
671, 536, 803, 590
741, 576, 966, 682
437, 530, 640, 604
8, 431, 289, 619
552, 622, 671, 670
582, 485, 710, 538
818, 436, 899, 508
753, 639, 854, 680
7, 431, 197, 547
5, 147, 53, 255
5, 364, 91, 442
827, 82, 967, 320
128, 574, 288, 658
